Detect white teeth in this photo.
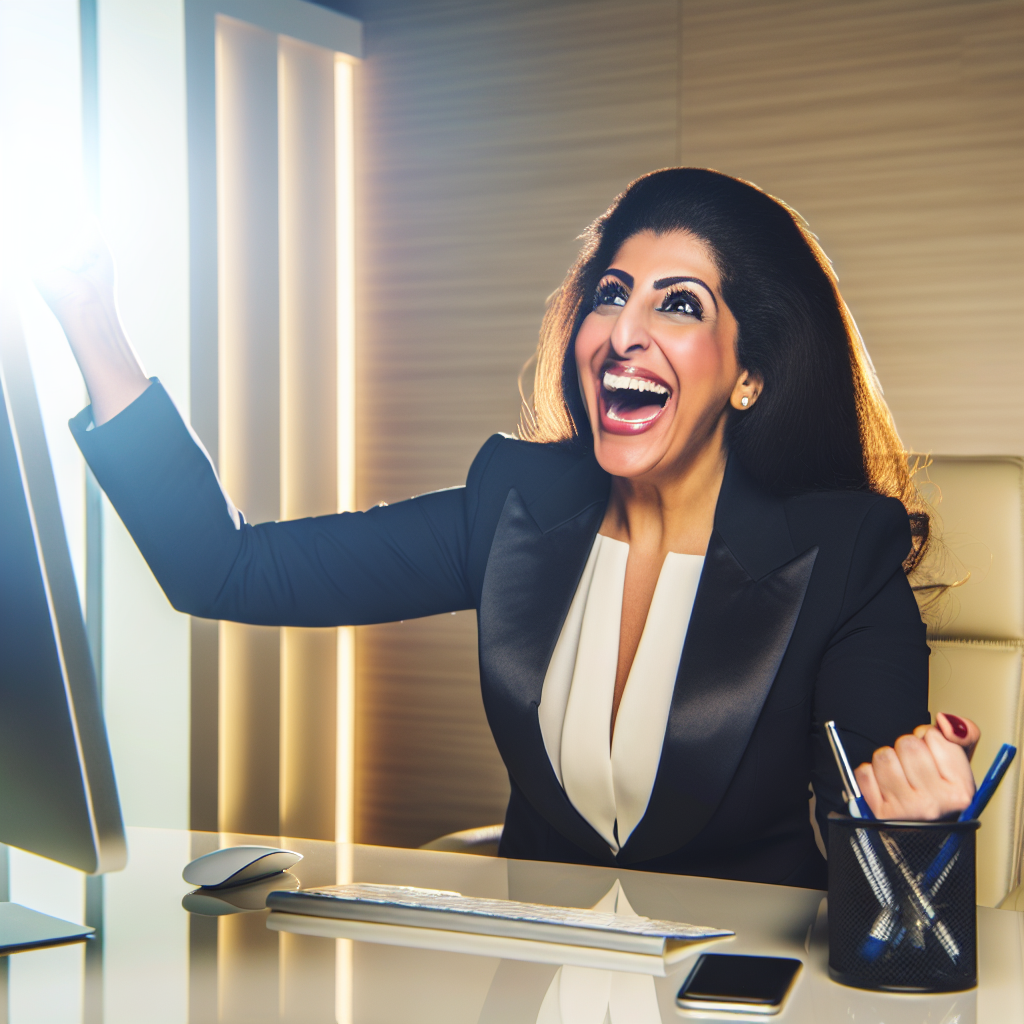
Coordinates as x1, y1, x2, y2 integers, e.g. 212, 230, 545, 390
602, 371, 669, 396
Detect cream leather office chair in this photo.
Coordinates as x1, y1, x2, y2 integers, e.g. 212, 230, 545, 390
913, 457, 1024, 908
420, 824, 503, 856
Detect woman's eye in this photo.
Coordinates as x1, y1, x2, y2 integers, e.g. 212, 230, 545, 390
657, 289, 704, 319
593, 280, 628, 310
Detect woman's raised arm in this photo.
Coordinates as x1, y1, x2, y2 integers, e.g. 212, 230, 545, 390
39, 235, 493, 629
35, 235, 151, 426
69, 380, 486, 627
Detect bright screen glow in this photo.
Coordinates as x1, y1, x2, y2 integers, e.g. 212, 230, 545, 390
0, 0, 89, 607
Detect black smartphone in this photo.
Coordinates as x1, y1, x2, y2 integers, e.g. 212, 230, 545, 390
676, 954, 802, 1015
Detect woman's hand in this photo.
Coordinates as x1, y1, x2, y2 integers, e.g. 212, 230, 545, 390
34, 231, 116, 324
855, 713, 980, 820
34, 231, 150, 427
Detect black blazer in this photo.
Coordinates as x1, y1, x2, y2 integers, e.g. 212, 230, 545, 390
73, 383, 930, 888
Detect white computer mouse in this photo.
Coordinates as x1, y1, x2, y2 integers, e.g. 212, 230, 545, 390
182, 871, 301, 916
183, 846, 303, 890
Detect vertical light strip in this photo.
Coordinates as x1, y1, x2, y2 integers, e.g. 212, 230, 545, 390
335, 58, 355, 524
334, 54, 356, 1024
335, 56, 356, 848
213, 20, 232, 832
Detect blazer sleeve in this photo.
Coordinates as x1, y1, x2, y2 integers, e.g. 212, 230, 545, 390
71, 381, 503, 626
810, 496, 931, 832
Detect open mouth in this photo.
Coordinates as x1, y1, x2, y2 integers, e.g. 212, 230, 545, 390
599, 366, 672, 435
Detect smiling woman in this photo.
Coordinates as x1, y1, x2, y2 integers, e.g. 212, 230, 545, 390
38, 166, 981, 889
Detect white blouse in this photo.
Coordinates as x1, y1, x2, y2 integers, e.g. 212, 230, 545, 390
537, 534, 704, 853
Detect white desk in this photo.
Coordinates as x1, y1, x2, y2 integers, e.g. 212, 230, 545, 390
2, 826, 1023, 1022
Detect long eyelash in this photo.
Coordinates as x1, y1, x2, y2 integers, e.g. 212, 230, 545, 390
657, 287, 704, 319
593, 279, 628, 309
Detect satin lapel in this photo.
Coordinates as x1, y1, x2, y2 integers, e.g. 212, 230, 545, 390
478, 468, 615, 864
619, 460, 818, 865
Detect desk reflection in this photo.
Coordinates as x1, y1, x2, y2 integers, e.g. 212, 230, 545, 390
2, 827, 1019, 1023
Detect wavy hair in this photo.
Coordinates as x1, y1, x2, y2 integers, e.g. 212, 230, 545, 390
520, 168, 929, 573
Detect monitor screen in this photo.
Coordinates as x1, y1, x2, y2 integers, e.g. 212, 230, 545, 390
0, 292, 125, 875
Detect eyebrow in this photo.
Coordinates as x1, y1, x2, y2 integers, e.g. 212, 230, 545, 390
604, 268, 634, 288
652, 276, 719, 312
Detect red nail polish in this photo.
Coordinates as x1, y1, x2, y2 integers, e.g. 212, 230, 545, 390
944, 714, 969, 739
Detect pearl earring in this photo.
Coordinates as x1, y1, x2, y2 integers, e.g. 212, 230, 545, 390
740, 396, 749, 407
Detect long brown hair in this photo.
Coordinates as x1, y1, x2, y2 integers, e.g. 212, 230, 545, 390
520, 168, 929, 573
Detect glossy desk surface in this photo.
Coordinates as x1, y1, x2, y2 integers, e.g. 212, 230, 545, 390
4, 826, 1024, 1023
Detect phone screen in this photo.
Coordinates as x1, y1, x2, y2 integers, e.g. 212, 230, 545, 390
676, 954, 802, 1012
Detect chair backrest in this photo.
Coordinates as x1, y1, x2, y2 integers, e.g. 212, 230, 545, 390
914, 456, 1024, 907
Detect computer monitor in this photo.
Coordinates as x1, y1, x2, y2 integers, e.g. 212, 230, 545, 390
0, 291, 126, 877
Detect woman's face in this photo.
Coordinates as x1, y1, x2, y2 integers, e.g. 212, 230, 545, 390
574, 229, 753, 482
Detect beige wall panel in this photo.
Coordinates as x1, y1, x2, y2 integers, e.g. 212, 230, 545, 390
278, 35, 340, 842
216, 16, 281, 836
219, 621, 281, 837
280, 628, 338, 840
279, 35, 337, 522
190, 616, 219, 832
217, 16, 280, 520
354, 0, 679, 847
678, 0, 1024, 458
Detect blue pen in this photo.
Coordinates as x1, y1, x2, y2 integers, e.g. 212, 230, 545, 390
921, 743, 1017, 890
959, 743, 1016, 822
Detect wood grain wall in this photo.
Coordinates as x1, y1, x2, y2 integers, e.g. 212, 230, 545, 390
678, 0, 1024, 458
351, 0, 1024, 848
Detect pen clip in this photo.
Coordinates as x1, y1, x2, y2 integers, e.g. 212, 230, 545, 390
826, 720, 862, 800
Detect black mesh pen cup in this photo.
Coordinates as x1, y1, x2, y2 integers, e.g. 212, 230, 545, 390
828, 817, 979, 993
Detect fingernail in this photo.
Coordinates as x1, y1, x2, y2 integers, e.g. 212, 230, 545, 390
943, 714, 969, 738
